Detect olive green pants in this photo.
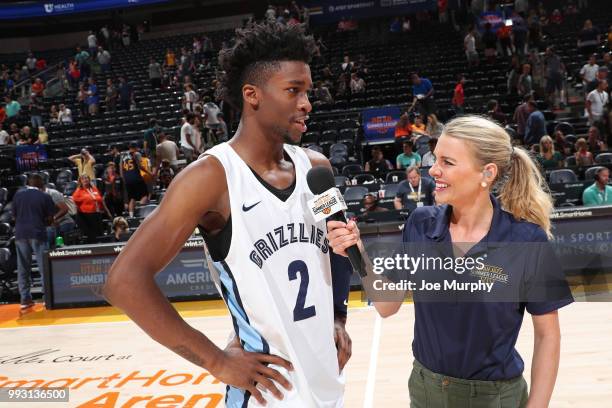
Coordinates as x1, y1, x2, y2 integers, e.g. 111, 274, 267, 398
409, 360, 528, 408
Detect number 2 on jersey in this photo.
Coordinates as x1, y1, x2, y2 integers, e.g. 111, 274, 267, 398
288, 260, 316, 322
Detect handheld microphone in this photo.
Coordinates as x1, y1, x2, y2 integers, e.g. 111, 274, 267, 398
306, 166, 366, 277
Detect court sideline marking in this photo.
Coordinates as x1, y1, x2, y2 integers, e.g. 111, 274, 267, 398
363, 313, 382, 408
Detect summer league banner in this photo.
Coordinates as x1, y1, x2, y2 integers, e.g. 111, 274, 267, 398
362, 106, 401, 142
304, 0, 437, 25
0, 0, 170, 20
15, 144, 47, 172
44, 238, 218, 309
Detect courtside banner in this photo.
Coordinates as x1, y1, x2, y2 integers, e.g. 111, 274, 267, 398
362, 106, 401, 142
16, 144, 47, 172
44, 239, 218, 309
304, 0, 436, 24
0, 0, 169, 20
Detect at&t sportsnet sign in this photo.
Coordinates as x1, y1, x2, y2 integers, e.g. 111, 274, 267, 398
362, 106, 401, 141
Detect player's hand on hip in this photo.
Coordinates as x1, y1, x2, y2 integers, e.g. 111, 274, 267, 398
211, 344, 293, 405
334, 318, 352, 372
327, 220, 361, 257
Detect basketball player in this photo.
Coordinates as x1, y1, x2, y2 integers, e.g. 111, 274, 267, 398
104, 23, 352, 407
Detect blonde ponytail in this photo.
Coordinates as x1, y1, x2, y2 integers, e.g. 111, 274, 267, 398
443, 115, 554, 239
497, 146, 554, 239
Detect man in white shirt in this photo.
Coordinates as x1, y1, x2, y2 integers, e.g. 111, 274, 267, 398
58, 104, 73, 124
0, 123, 12, 145
421, 138, 437, 167
586, 79, 609, 125
155, 132, 180, 171
180, 112, 198, 163
96, 47, 112, 72
464, 26, 478, 67
87, 31, 98, 55
184, 84, 197, 112
25, 53, 37, 73
580, 54, 599, 90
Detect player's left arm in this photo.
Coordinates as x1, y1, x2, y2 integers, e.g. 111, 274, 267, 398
303, 147, 353, 371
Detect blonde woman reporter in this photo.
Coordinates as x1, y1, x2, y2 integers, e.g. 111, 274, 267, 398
327, 115, 573, 408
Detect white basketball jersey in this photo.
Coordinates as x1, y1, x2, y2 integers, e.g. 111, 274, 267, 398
204, 143, 344, 408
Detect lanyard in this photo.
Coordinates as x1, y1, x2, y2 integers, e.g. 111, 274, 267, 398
86, 188, 100, 212
409, 179, 422, 199
598, 187, 608, 204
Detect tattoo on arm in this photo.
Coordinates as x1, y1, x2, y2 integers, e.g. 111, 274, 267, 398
171, 345, 206, 367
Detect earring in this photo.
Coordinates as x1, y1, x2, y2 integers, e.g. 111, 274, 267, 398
481, 181, 488, 188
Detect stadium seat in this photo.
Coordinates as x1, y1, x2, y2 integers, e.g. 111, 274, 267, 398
595, 153, 612, 164
383, 183, 400, 197
63, 181, 78, 196
136, 205, 157, 219
0, 188, 6, 205
554, 122, 575, 136
385, 171, 405, 184
343, 186, 369, 201
549, 169, 578, 184
565, 156, 577, 167
585, 166, 606, 181
55, 169, 74, 191
334, 176, 349, 187
353, 173, 377, 184
341, 164, 364, 177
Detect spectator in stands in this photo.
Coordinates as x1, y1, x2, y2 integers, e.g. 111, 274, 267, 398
49, 105, 59, 124
183, 83, 197, 112
58, 104, 73, 124
148, 57, 163, 89
77, 83, 88, 117
12, 173, 55, 310
203, 99, 221, 142
517, 63, 533, 97
105, 78, 118, 113
86, 77, 99, 116
603, 52, 612, 72
525, 101, 546, 146
158, 159, 175, 189
4, 95, 20, 120
390, 17, 402, 34
118, 76, 134, 111
587, 126, 607, 153
29, 95, 44, 129
340, 55, 354, 74
0, 122, 12, 145
68, 60, 80, 89
410, 73, 435, 119
464, 25, 479, 67
402, 16, 412, 32
586, 66, 608, 94
582, 167, 612, 206
536, 135, 564, 169
421, 138, 437, 167
486, 99, 507, 126
214, 112, 229, 143
481, 23, 497, 64
545, 46, 565, 108
143, 118, 160, 163
112, 216, 130, 242
394, 165, 435, 210
586, 79, 609, 127
359, 193, 388, 219
8, 123, 20, 142
527, 9, 542, 50
574, 137, 595, 166
580, 54, 599, 91
396, 141, 421, 169
452, 74, 465, 114
497, 19, 513, 57
411, 115, 427, 134
37, 126, 48, 144
122, 24, 131, 47
365, 147, 393, 178
72, 174, 109, 243
43, 183, 75, 249
31, 78, 44, 97
0, 104, 5, 125
549, 9, 562, 26
75, 46, 90, 79
425, 114, 443, 138
512, 12, 528, 57
336, 73, 348, 98
513, 94, 534, 142
103, 162, 124, 218
87, 30, 98, 55
25, 52, 37, 74
349, 73, 366, 95
155, 132, 179, 172
395, 112, 412, 139
18, 126, 34, 145
69, 148, 96, 181
314, 81, 333, 104
506, 55, 521, 96
578, 19, 600, 55
265, 4, 276, 23
165, 48, 176, 69
120, 142, 150, 217
96, 47, 112, 72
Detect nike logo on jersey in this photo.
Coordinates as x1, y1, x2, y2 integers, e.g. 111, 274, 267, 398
242, 201, 261, 212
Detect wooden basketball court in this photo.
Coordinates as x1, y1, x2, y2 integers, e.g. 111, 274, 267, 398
0, 294, 610, 407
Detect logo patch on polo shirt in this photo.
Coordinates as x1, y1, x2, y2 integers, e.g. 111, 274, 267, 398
470, 264, 508, 284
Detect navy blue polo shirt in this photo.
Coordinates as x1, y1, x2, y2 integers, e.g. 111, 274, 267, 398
13, 187, 56, 241
402, 194, 573, 380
